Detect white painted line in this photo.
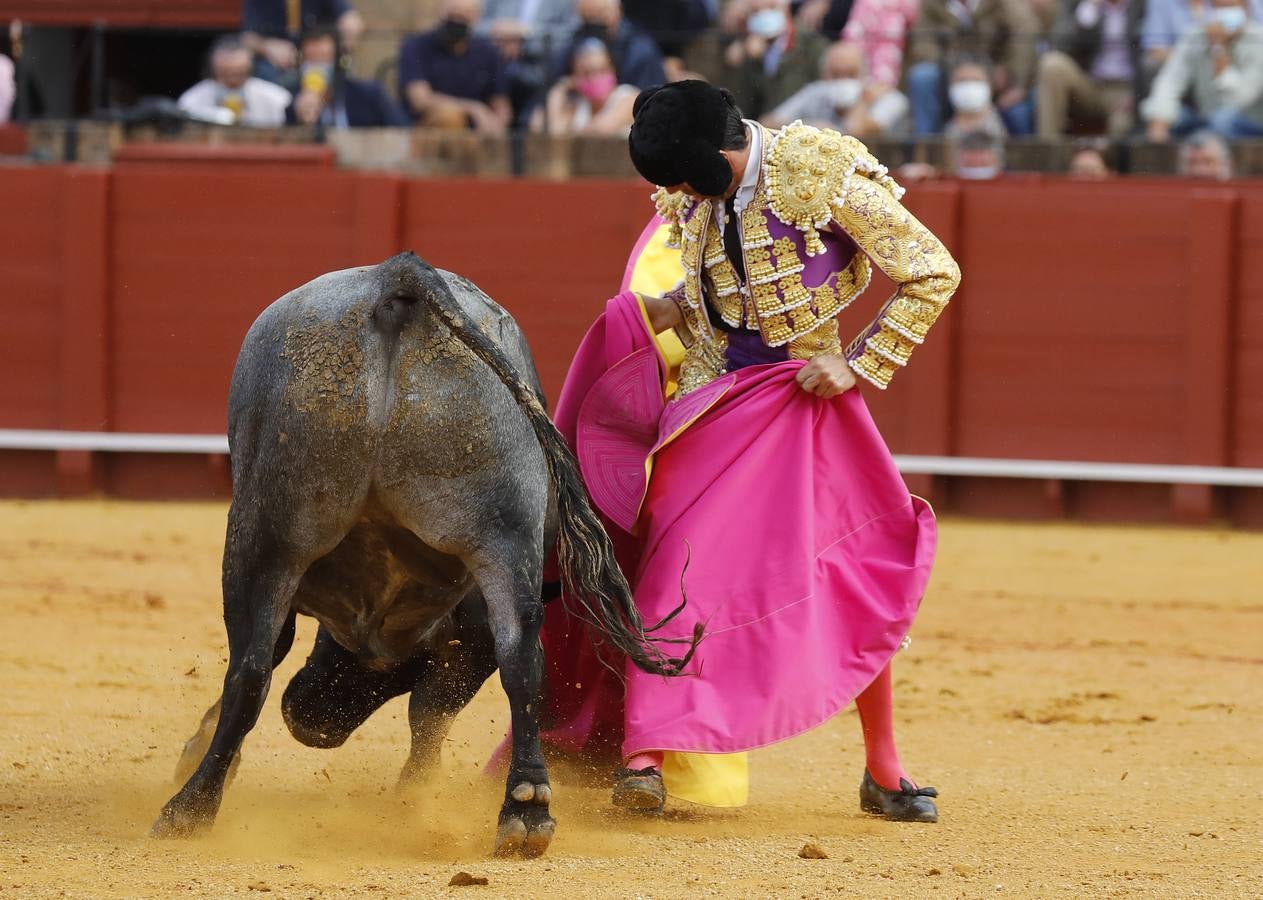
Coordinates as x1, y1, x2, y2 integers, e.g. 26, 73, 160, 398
0, 429, 229, 454
1, 430, 1261, 487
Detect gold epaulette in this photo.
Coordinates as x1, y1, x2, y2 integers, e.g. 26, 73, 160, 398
764, 122, 905, 257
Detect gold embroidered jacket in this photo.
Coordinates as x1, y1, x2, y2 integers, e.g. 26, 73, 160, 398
653, 122, 961, 392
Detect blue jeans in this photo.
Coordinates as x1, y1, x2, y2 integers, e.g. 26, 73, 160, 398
1173, 105, 1263, 139
907, 62, 944, 136
998, 97, 1035, 136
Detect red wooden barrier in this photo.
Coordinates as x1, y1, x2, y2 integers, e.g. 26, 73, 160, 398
0, 1, 240, 28
1, 163, 1261, 524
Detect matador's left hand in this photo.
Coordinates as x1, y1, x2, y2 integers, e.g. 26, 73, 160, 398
796, 354, 858, 398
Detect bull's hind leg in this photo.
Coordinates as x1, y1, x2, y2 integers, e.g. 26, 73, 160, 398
471, 553, 554, 858
152, 556, 305, 838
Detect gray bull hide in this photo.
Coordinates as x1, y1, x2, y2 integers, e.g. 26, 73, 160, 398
152, 252, 697, 857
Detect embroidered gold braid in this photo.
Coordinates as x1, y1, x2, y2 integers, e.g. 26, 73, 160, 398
830, 173, 961, 389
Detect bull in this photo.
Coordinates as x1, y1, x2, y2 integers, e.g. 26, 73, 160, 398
151, 252, 695, 856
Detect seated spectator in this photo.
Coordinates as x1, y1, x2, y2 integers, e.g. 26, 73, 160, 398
242, 0, 365, 90
1142, 0, 1263, 81
621, 0, 718, 79
557, 0, 668, 89
841, 0, 919, 90
764, 40, 910, 136
1037, 0, 1146, 138
906, 0, 1039, 135
1068, 141, 1113, 177
399, 0, 511, 134
1142, 0, 1263, 141
481, 0, 578, 48
531, 38, 639, 134
288, 27, 408, 128
723, 0, 830, 118
178, 35, 292, 126
943, 58, 1008, 138
0, 50, 12, 124
953, 129, 1005, 179
478, 0, 577, 128
1178, 128, 1235, 178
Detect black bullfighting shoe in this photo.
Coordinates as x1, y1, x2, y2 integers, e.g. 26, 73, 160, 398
859, 770, 939, 823
612, 766, 666, 815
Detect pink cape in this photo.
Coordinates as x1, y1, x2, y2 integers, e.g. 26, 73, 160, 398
534, 290, 936, 762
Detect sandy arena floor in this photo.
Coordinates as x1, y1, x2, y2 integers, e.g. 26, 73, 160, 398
0, 500, 1259, 898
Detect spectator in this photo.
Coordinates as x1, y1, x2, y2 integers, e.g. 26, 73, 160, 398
0, 50, 12, 124
621, 0, 719, 78
1068, 141, 1113, 176
557, 0, 668, 89
1142, 0, 1263, 79
481, 0, 578, 47
953, 128, 1005, 178
841, 0, 920, 89
1178, 128, 1235, 177
288, 27, 408, 127
943, 58, 1007, 138
723, 0, 830, 118
478, 1, 577, 127
399, 0, 511, 133
1037, 0, 1146, 138
242, 0, 365, 89
1142, 0, 1263, 141
764, 40, 910, 136
531, 37, 639, 134
905, 0, 1039, 136
177, 35, 292, 126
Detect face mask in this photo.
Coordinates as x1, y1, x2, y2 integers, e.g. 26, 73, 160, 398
825, 78, 863, 109
747, 8, 789, 39
949, 80, 991, 113
577, 71, 617, 104
957, 165, 998, 180
438, 17, 471, 49
1210, 6, 1248, 32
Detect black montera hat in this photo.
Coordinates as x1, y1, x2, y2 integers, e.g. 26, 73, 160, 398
628, 80, 739, 196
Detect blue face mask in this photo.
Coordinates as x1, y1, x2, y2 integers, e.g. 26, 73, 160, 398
1211, 5, 1248, 33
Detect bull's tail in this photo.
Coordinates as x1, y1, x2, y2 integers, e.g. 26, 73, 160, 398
399, 254, 699, 677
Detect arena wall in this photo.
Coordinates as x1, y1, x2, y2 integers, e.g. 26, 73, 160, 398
2, 160, 1261, 525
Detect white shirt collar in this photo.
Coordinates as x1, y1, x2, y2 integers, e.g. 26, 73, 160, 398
716, 120, 762, 220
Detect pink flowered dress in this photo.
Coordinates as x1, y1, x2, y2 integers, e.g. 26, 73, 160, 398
842, 0, 920, 89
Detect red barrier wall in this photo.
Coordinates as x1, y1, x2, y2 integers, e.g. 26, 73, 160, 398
2, 163, 1261, 524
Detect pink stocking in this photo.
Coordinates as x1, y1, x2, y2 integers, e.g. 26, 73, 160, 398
855, 661, 912, 790
625, 751, 663, 771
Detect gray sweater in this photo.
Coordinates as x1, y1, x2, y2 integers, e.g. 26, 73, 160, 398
1141, 23, 1263, 124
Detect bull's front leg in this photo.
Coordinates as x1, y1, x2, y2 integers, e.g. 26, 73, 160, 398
472, 555, 554, 858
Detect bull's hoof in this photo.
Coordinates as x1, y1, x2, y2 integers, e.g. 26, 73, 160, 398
493, 783, 555, 858
150, 800, 215, 839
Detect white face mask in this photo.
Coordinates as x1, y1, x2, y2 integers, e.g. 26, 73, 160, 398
825, 78, 863, 109
747, 8, 789, 39
1210, 5, 1248, 33
949, 80, 991, 113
